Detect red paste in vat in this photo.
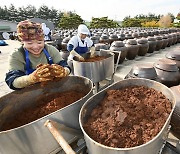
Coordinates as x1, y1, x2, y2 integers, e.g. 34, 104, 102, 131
79, 56, 106, 62
84, 86, 172, 148
2, 90, 85, 131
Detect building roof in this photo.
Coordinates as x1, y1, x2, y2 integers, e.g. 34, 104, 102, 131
29, 18, 55, 30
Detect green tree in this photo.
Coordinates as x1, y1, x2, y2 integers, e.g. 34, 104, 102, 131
122, 18, 142, 27
7, 4, 18, 21
58, 12, 84, 29
90, 17, 119, 28
36, 5, 51, 20
167, 12, 175, 22
0, 6, 9, 20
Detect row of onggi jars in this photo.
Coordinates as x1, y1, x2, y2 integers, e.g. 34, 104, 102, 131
50, 27, 180, 61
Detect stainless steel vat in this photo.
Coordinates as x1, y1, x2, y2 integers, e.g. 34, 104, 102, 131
79, 78, 176, 154
73, 50, 114, 83
0, 76, 93, 154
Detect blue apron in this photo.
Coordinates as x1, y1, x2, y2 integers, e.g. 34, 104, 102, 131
24, 48, 53, 75
74, 42, 88, 54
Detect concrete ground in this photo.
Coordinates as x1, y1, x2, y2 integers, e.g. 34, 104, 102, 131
0, 40, 179, 146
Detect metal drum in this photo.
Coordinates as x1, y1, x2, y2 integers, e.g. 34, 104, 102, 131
79, 78, 176, 154
73, 50, 114, 83
0, 76, 93, 154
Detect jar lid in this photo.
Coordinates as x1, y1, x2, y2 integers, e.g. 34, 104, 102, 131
126, 39, 137, 45
137, 38, 148, 44
166, 51, 180, 60
128, 63, 157, 79
111, 41, 124, 47
147, 37, 156, 41
154, 59, 179, 72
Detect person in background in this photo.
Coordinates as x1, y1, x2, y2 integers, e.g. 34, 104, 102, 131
5, 20, 70, 90
42, 23, 51, 41
67, 24, 95, 72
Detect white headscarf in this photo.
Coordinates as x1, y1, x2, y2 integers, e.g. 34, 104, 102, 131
78, 24, 90, 35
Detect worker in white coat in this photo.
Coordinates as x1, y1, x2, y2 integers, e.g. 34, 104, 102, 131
67, 24, 95, 72
42, 23, 51, 41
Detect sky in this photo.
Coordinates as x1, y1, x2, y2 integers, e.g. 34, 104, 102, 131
1, 0, 180, 21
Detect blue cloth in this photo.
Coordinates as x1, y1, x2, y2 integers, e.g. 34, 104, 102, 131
24, 48, 53, 75
67, 42, 88, 54
5, 70, 26, 90
0, 40, 8, 46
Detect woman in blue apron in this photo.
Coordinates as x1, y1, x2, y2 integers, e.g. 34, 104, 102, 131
5, 20, 70, 90
67, 24, 95, 73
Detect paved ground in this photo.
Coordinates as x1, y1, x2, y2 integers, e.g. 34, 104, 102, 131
0, 40, 21, 96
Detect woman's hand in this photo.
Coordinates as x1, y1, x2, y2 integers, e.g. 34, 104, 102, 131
51, 64, 68, 78
29, 64, 52, 83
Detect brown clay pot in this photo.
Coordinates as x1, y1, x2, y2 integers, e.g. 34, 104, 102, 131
137, 38, 149, 56
90, 36, 99, 44
125, 63, 157, 80
166, 51, 180, 69
60, 50, 70, 60
99, 34, 109, 44
147, 37, 157, 53
155, 36, 163, 51
167, 34, 173, 47
109, 34, 119, 45
110, 41, 128, 64
170, 85, 180, 139
161, 35, 169, 49
125, 39, 139, 60
94, 43, 109, 51
61, 37, 71, 51
154, 59, 180, 87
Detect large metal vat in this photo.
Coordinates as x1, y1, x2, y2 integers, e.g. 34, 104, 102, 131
79, 78, 176, 154
73, 50, 114, 83
0, 76, 93, 154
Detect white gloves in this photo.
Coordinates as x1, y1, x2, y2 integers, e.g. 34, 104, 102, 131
90, 46, 96, 58
70, 50, 85, 61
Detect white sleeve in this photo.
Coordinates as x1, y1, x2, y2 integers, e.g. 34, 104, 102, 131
67, 36, 78, 49
85, 37, 93, 47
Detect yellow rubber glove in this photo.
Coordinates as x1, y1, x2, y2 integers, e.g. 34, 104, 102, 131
51, 64, 69, 78
90, 46, 96, 58
70, 50, 85, 61
29, 64, 52, 83
13, 64, 51, 89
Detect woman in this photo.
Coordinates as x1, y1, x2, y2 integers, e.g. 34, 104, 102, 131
67, 24, 95, 72
5, 20, 70, 90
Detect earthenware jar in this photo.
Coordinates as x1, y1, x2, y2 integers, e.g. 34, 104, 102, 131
170, 85, 180, 139
110, 41, 128, 64
171, 33, 178, 45
125, 63, 158, 80
137, 38, 149, 56
125, 39, 139, 60
155, 36, 163, 51
167, 34, 173, 47
161, 35, 169, 49
90, 36, 99, 44
118, 33, 126, 41
94, 43, 109, 51
109, 34, 119, 45
99, 34, 109, 44
61, 37, 71, 51
154, 58, 180, 87
147, 37, 157, 53
60, 51, 70, 60
166, 51, 180, 69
